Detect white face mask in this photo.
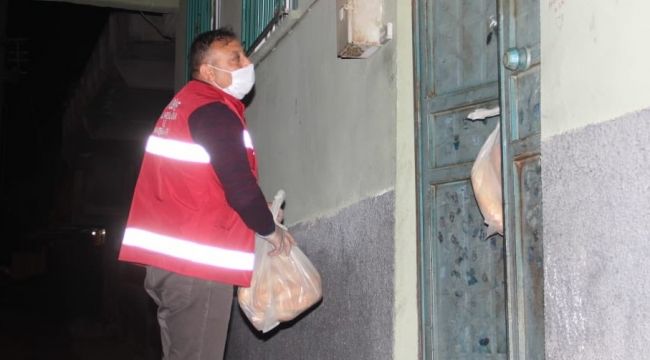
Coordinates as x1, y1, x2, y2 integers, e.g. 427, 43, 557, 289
208, 64, 255, 99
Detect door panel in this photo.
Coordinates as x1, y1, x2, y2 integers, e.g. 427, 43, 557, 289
429, 103, 500, 168
514, 0, 541, 58
416, 0, 506, 358
417, 0, 542, 357
517, 156, 543, 360
513, 69, 541, 140
432, 181, 508, 359
498, 0, 543, 357
430, 0, 498, 95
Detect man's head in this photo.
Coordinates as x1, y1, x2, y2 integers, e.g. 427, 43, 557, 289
189, 28, 253, 93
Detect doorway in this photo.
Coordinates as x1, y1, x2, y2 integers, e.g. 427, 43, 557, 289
414, 0, 542, 358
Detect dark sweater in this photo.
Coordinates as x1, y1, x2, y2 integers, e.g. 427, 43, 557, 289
188, 102, 275, 237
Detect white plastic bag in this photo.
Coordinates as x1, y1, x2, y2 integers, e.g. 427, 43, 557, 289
470, 124, 503, 236
237, 191, 322, 333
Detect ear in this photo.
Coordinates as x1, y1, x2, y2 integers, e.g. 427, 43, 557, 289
197, 63, 213, 82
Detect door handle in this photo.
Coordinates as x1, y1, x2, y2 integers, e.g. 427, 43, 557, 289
503, 47, 531, 72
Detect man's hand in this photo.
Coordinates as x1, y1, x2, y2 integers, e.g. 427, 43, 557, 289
262, 225, 296, 256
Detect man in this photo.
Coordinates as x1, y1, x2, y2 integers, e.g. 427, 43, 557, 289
118, 28, 295, 359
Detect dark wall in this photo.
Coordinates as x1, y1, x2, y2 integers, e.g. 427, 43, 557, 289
1, 1, 108, 226
226, 192, 395, 360
0, 1, 109, 266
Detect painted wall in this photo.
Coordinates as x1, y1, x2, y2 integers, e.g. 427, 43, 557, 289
227, 0, 397, 225
219, 1, 420, 359
393, 0, 418, 359
542, 1, 650, 358
541, 0, 650, 139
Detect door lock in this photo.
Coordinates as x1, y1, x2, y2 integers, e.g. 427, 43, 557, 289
503, 47, 531, 72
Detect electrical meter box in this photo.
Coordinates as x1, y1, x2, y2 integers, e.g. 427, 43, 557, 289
336, 0, 392, 59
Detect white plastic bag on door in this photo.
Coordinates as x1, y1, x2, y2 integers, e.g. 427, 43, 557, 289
470, 124, 503, 236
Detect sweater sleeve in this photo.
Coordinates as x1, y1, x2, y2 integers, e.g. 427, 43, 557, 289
188, 102, 275, 236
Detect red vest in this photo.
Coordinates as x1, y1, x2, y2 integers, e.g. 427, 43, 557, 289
119, 80, 258, 287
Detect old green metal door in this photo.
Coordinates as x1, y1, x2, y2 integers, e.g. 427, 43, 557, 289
415, 0, 506, 358
497, 0, 543, 358
415, 0, 542, 358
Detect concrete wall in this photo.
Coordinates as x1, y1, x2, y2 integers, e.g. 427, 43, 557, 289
392, 1, 418, 359
226, 192, 395, 360
220, 0, 419, 359
542, 1, 650, 358
239, 0, 396, 225
542, 109, 650, 360
541, 0, 650, 138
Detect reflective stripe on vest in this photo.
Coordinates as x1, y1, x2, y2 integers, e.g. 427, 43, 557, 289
146, 131, 253, 163
145, 136, 210, 163
123, 228, 255, 271
243, 130, 253, 149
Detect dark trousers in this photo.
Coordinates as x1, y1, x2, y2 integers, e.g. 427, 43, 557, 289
144, 266, 233, 360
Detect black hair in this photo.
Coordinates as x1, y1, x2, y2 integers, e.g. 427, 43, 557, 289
189, 27, 237, 78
